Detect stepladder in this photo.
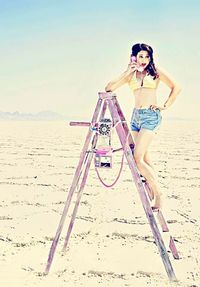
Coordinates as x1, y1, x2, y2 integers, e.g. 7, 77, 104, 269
44, 92, 180, 281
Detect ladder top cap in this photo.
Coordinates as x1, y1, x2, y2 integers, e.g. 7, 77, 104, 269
98, 92, 116, 100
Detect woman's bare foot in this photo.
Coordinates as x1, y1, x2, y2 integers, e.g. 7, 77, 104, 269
144, 181, 154, 200
151, 192, 162, 210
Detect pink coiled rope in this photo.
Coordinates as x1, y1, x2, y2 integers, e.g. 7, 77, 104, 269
94, 150, 125, 188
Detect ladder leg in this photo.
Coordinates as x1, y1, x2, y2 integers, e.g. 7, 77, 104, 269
114, 96, 180, 263
44, 98, 102, 275
62, 149, 94, 251
61, 97, 107, 248
62, 100, 109, 251
45, 150, 91, 275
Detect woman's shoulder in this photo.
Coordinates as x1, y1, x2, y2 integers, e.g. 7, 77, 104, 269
155, 65, 171, 77
155, 65, 180, 88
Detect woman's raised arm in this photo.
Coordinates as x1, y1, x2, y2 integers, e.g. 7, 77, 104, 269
105, 61, 137, 92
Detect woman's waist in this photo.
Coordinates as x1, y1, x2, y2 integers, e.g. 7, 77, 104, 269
134, 106, 151, 110
132, 106, 161, 115
134, 102, 157, 109
134, 95, 157, 108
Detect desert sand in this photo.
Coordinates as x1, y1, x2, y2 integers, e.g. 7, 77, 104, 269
0, 119, 200, 287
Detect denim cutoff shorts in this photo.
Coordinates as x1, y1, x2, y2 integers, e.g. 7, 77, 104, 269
130, 108, 162, 133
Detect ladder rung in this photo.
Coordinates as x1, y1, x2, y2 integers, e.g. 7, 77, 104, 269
169, 236, 180, 259
157, 210, 169, 232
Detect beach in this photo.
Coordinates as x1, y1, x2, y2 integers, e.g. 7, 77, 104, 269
0, 119, 200, 287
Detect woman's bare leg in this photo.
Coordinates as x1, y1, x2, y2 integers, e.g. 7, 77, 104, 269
143, 151, 157, 177
132, 131, 157, 178
132, 129, 162, 209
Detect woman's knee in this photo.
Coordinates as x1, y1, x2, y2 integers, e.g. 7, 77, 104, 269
133, 150, 143, 165
144, 151, 152, 165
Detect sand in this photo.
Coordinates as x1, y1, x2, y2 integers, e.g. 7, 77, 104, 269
0, 119, 200, 287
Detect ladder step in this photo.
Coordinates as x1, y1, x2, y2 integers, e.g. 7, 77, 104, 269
157, 210, 169, 232
169, 236, 180, 259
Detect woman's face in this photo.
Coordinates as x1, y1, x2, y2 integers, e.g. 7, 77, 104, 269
136, 50, 150, 69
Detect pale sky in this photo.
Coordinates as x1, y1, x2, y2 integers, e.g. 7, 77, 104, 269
0, 0, 199, 120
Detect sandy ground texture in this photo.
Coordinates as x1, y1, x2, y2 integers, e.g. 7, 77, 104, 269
0, 119, 200, 287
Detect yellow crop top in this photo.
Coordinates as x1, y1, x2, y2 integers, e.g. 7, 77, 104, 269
128, 71, 157, 91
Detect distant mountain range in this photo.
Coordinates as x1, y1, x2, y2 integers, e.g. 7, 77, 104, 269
0, 111, 199, 121
0, 110, 66, 121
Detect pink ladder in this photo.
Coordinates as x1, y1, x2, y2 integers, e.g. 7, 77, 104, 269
44, 92, 179, 281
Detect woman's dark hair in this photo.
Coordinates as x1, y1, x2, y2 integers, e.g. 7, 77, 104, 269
131, 43, 159, 79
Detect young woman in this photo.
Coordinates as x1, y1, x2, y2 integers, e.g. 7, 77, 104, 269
105, 43, 181, 209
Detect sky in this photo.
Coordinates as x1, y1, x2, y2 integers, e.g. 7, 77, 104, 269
0, 0, 200, 120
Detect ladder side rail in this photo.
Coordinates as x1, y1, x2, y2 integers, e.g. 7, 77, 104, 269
62, 99, 108, 251
45, 97, 103, 274
62, 134, 98, 251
